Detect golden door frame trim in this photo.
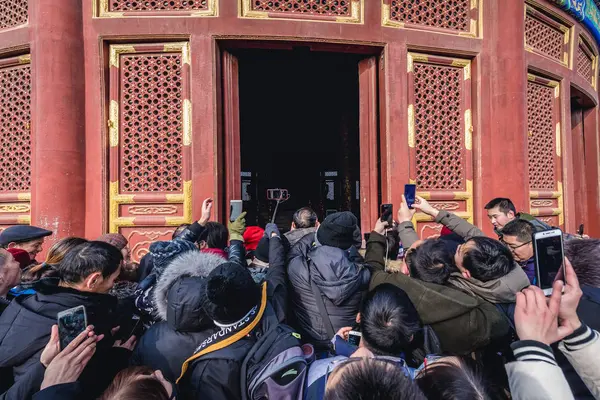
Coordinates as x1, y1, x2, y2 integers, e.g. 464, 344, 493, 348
94, 0, 218, 18
0, 54, 32, 225
382, 0, 482, 38
578, 34, 599, 90
107, 43, 192, 233
239, 0, 363, 24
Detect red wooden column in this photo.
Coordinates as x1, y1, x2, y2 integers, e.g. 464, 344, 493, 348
477, 0, 529, 236
29, 0, 86, 243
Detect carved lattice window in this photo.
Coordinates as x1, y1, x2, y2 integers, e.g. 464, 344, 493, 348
389, 0, 470, 31
110, 0, 208, 11
0, 62, 31, 192
119, 53, 183, 193
414, 63, 464, 190
251, 0, 351, 16
577, 39, 595, 85
527, 81, 556, 191
525, 11, 566, 62
0, 0, 28, 30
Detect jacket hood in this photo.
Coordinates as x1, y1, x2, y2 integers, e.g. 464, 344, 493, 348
285, 227, 317, 246
153, 250, 225, 321
309, 245, 370, 306
447, 265, 530, 303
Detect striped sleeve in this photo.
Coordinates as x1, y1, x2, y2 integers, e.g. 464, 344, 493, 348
562, 324, 598, 352
510, 340, 557, 366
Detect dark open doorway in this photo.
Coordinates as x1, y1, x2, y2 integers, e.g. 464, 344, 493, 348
236, 48, 363, 230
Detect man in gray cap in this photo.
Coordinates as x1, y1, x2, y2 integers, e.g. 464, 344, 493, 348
0, 225, 52, 263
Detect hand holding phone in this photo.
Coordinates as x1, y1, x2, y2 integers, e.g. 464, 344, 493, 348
57, 306, 87, 350
347, 330, 362, 346
533, 229, 564, 296
380, 204, 393, 224
229, 200, 243, 222
404, 184, 417, 209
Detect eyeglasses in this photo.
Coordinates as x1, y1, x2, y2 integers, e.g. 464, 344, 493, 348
500, 238, 531, 251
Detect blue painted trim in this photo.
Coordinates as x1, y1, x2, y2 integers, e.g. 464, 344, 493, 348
550, 0, 600, 45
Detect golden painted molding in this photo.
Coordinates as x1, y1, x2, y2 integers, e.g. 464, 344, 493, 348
164, 42, 191, 65
108, 100, 119, 147
465, 109, 473, 151
18, 54, 30, 64
95, 0, 218, 18
109, 45, 136, 68
0, 204, 30, 213
183, 99, 192, 146
17, 193, 31, 201
240, 0, 362, 24
17, 215, 31, 225
408, 104, 415, 148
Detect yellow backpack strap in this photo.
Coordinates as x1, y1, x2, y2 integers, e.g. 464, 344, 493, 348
176, 282, 268, 384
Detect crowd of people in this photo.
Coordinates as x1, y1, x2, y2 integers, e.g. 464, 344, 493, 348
0, 195, 598, 399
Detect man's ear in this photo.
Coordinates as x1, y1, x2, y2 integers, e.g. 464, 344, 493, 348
198, 240, 207, 250
315, 221, 320, 227
291, 222, 296, 230
507, 210, 516, 219
83, 272, 102, 290
356, 313, 361, 324
462, 269, 472, 279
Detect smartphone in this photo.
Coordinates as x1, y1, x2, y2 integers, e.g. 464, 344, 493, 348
533, 229, 564, 296
230, 200, 243, 222
578, 224, 585, 236
348, 330, 362, 346
266, 189, 289, 201
380, 204, 393, 224
57, 305, 87, 350
404, 184, 417, 209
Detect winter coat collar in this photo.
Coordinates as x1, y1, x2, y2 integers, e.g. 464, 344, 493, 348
447, 265, 530, 303
285, 227, 317, 246
152, 251, 225, 322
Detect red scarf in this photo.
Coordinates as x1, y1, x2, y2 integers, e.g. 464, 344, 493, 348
201, 248, 228, 259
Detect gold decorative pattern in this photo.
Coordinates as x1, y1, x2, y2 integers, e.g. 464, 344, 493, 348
18, 55, 30, 64
465, 109, 472, 151
95, 0, 218, 18
240, 0, 362, 23
0, 203, 30, 213
109, 45, 136, 68
183, 99, 192, 146
128, 206, 178, 215
109, 100, 119, 147
556, 122, 561, 157
164, 42, 191, 65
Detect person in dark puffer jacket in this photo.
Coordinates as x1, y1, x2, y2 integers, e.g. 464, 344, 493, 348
130, 250, 225, 382
287, 211, 370, 351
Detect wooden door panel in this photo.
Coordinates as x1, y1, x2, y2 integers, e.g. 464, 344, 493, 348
107, 43, 193, 262
407, 53, 474, 238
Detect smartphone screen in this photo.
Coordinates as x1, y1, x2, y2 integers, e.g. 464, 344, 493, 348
348, 331, 362, 346
404, 184, 417, 209
230, 200, 243, 222
534, 230, 564, 294
57, 305, 87, 350
380, 204, 393, 224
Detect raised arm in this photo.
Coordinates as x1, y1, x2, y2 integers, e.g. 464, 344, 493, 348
412, 196, 484, 240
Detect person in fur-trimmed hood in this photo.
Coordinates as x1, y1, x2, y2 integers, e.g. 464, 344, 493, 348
130, 250, 225, 382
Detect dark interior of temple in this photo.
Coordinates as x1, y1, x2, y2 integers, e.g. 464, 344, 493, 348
237, 48, 363, 230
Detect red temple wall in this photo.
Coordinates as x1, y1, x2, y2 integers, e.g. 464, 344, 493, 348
0, 0, 596, 259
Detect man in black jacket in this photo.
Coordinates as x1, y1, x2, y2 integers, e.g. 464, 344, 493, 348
287, 211, 370, 351
0, 249, 20, 316
178, 224, 287, 400
0, 241, 135, 400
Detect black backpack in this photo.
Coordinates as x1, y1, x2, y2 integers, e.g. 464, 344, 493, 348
241, 323, 308, 400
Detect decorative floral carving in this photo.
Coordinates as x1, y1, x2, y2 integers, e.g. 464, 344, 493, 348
126, 229, 175, 263
128, 205, 177, 215
530, 199, 553, 207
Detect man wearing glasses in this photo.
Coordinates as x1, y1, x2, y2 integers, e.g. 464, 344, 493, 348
499, 219, 536, 285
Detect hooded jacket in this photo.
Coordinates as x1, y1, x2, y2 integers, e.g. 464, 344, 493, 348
287, 233, 370, 350
366, 232, 509, 355
130, 251, 225, 382
0, 279, 130, 400
284, 227, 317, 247
447, 266, 530, 304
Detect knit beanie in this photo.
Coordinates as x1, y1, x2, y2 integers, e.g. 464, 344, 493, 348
97, 233, 128, 250
150, 239, 197, 277
203, 262, 261, 325
7, 248, 31, 269
254, 237, 270, 263
243, 226, 264, 252
316, 211, 361, 250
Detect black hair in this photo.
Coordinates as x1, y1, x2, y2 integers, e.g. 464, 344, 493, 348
565, 239, 600, 287
416, 356, 497, 400
360, 284, 420, 356
201, 222, 229, 250
293, 207, 318, 229
484, 198, 516, 215
324, 358, 426, 400
172, 224, 191, 240
500, 219, 534, 243
406, 239, 454, 284
462, 237, 515, 281
58, 241, 123, 284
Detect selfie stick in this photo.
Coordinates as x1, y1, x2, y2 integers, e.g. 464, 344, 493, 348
270, 193, 290, 224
